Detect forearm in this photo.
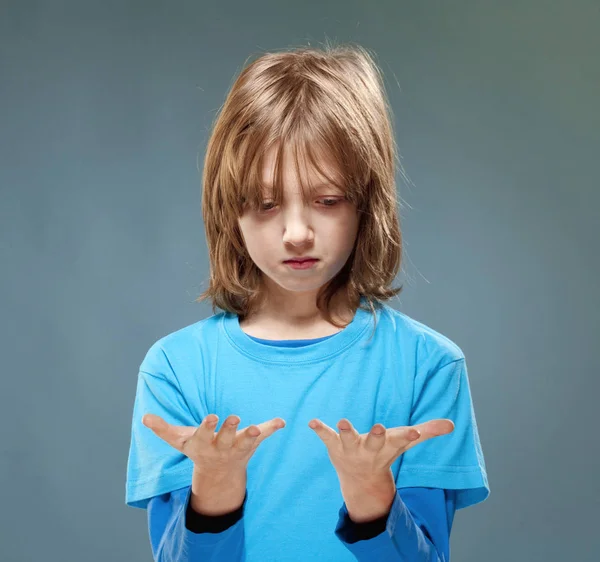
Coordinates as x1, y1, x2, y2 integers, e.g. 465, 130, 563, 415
336, 472, 444, 561
340, 469, 397, 524
153, 487, 246, 562
149, 467, 248, 561
190, 466, 247, 516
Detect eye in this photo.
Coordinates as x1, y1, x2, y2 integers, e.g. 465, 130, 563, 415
320, 198, 339, 207
257, 197, 340, 212
259, 201, 277, 212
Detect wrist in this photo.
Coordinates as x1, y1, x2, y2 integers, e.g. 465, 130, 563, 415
339, 469, 396, 524
190, 466, 247, 516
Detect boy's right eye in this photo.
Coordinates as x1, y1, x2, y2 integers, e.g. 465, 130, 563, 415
259, 201, 276, 211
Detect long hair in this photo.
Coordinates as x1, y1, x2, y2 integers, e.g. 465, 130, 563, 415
196, 42, 405, 337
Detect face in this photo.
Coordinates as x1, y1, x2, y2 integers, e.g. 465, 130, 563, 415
237, 145, 360, 302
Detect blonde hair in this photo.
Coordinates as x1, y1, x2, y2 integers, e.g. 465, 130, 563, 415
196, 42, 405, 335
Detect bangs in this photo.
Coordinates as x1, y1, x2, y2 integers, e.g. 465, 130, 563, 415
233, 98, 370, 214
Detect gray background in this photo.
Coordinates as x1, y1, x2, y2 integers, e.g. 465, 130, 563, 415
1, 1, 598, 560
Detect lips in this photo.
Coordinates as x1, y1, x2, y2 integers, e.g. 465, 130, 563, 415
284, 258, 318, 263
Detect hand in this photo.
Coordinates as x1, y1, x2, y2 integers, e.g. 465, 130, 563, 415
308, 417, 455, 483
142, 413, 286, 475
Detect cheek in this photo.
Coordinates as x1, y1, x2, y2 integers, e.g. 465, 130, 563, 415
330, 217, 359, 244
241, 224, 276, 254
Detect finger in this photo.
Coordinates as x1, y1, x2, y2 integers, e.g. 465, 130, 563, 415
236, 424, 262, 452
237, 418, 286, 451
409, 419, 454, 443
252, 417, 286, 445
309, 419, 338, 446
214, 415, 241, 449
388, 419, 454, 450
193, 414, 220, 446
337, 419, 360, 451
406, 419, 455, 451
363, 423, 387, 453
384, 425, 421, 450
142, 413, 199, 452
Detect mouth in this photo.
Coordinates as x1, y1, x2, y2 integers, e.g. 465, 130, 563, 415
283, 258, 319, 263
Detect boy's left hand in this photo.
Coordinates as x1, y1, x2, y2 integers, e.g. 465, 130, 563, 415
308, 417, 455, 483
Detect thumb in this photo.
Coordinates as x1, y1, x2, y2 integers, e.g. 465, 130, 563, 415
142, 413, 166, 431
142, 413, 175, 444
142, 413, 197, 452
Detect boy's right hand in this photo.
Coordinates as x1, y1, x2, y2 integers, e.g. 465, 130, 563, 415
142, 413, 286, 475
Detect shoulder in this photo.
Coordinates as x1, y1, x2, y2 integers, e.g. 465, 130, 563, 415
378, 303, 465, 367
139, 311, 226, 374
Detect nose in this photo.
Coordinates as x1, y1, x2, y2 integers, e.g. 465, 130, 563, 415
281, 205, 314, 247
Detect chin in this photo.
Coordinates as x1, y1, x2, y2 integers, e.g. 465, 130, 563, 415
267, 274, 323, 291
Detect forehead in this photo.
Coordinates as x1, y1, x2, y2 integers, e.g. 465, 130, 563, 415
260, 144, 341, 193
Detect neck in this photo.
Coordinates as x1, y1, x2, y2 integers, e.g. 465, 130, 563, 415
243, 291, 357, 331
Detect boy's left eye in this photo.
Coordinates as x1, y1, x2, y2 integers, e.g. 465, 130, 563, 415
258, 198, 340, 212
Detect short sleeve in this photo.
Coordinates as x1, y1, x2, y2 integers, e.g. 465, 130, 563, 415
396, 358, 490, 510
125, 344, 202, 509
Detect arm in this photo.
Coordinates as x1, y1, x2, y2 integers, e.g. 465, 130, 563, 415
147, 468, 248, 561
185, 488, 247, 533
335, 486, 455, 561
148, 486, 247, 561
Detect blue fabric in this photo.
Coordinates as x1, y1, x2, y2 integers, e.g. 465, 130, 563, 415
147, 485, 456, 561
126, 297, 489, 560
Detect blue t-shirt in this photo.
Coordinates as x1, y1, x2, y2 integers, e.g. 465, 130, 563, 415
147, 484, 456, 561
126, 298, 490, 560
145, 335, 458, 561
